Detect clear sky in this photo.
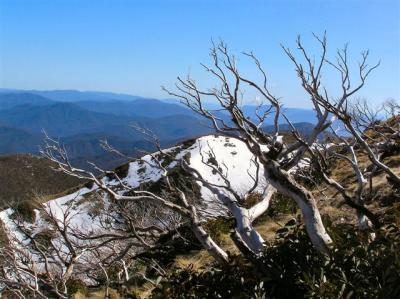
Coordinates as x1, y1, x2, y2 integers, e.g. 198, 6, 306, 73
0, 0, 399, 108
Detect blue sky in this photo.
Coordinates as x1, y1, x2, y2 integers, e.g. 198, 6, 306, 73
0, 0, 399, 108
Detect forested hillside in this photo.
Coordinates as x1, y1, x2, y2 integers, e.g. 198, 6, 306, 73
0, 154, 80, 209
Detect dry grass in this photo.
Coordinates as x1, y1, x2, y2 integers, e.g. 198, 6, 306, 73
318, 150, 399, 199
255, 214, 294, 243
5, 134, 399, 298
172, 213, 296, 274
74, 289, 123, 299
174, 249, 214, 270
131, 282, 155, 299
71, 150, 400, 298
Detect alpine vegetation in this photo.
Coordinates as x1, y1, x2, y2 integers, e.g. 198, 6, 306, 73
0, 35, 399, 298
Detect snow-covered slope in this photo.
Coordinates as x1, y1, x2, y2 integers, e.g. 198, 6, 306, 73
0, 135, 269, 280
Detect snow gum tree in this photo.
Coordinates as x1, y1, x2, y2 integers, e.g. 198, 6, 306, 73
164, 33, 397, 254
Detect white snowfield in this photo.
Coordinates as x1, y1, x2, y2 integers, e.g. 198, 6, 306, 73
0, 134, 315, 244
0, 135, 272, 281
0, 134, 315, 246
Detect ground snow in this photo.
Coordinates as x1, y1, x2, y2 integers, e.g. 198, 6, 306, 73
1, 135, 270, 245
0, 134, 273, 282
181, 136, 268, 213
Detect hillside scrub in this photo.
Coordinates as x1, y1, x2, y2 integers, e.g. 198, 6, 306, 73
0, 154, 81, 209
151, 220, 400, 299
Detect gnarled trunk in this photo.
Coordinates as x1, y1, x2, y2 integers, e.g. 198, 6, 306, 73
211, 186, 275, 254
233, 185, 275, 253
189, 206, 229, 264
265, 162, 332, 254
191, 221, 229, 264
233, 207, 265, 253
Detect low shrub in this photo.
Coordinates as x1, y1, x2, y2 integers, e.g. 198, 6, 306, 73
34, 229, 56, 249
204, 217, 235, 242
12, 200, 40, 223
151, 219, 400, 299
266, 193, 298, 218
66, 278, 88, 296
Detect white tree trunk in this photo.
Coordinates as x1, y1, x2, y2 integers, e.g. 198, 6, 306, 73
210, 185, 275, 253
347, 122, 400, 186
233, 185, 275, 253
191, 220, 229, 264
265, 163, 332, 254
233, 206, 265, 253
189, 206, 229, 264
176, 189, 229, 264
357, 213, 372, 230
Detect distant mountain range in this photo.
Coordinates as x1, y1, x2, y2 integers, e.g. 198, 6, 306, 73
0, 89, 145, 102
0, 92, 54, 110
0, 89, 318, 169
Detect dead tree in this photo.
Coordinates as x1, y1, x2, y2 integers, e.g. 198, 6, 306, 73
296, 133, 381, 229
180, 141, 275, 253
163, 39, 335, 254
0, 184, 183, 297
162, 34, 397, 253
40, 135, 230, 265
283, 37, 400, 187
106, 126, 276, 254
0, 202, 91, 298
4, 35, 395, 296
